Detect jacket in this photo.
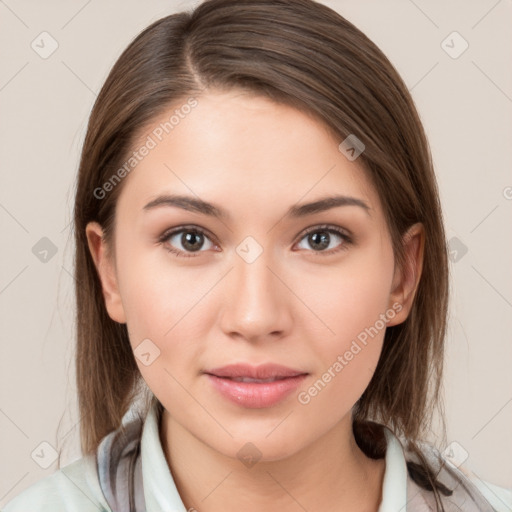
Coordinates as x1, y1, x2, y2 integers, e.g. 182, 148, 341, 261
3, 398, 511, 511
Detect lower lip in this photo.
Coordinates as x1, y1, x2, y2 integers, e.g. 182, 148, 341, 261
206, 374, 308, 408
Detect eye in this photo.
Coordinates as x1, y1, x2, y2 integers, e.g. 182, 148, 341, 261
158, 223, 353, 258
158, 225, 217, 258
295, 224, 352, 255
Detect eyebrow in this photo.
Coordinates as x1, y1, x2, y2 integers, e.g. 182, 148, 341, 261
142, 194, 371, 220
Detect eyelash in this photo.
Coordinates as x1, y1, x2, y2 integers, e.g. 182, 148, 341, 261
158, 224, 353, 258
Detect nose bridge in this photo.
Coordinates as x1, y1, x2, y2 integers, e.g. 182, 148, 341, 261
220, 238, 291, 340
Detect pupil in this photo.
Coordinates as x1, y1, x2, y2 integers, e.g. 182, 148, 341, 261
183, 232, 203, 251
310, 231, 329, 251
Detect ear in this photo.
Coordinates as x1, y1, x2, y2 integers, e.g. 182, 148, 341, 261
386, 222, 425, 327
85, 221, 127, 324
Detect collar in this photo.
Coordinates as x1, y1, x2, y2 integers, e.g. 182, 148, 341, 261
379, 426, 409, 511
140, 400, 410, 511
140, 400, 185, 510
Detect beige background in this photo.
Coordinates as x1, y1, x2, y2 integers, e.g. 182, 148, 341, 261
1, 0, 511, 506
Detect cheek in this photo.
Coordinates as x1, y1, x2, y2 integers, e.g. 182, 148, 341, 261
117, 248, 222, 406
116, 243, 217, 365
296, 242, 394, 399
303, 245, 394, 343
296, 286, 390, 420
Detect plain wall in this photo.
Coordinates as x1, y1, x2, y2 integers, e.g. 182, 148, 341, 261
1, 0, 511, 506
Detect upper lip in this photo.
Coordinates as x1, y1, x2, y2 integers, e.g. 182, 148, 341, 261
204, 363, 308, 380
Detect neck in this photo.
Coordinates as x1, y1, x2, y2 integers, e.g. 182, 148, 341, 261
159, 410, 386, 512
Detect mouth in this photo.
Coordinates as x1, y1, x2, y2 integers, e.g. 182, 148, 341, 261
203, 363, 309, 408
204, 362, 308, 380
215, 376, 297, 383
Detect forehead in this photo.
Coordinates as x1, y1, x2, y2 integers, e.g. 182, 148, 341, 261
115, 90, 381, 222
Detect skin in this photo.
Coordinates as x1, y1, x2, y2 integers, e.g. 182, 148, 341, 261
86, 89, 424, 512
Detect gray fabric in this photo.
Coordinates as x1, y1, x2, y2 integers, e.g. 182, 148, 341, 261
96, 419, 146, 511
403, 440, 497, 511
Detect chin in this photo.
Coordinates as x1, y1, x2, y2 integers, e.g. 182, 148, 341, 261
211, 428, 309, 465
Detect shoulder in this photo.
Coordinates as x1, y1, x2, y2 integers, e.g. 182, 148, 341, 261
2, 454, 112, 512
402, 437, 512, 512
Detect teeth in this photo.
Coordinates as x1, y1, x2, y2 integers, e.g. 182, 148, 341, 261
230, 377, 282, 383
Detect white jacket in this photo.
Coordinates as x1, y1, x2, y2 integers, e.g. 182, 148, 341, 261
3, 399, 511, 511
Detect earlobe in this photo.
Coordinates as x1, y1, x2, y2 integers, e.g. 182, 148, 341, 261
85, 222, 127, 324
387, 223, 425, 327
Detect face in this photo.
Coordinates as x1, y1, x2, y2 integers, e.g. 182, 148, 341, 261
87, 89, 421, 462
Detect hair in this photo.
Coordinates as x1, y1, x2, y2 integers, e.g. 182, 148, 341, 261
70, 0, 452, 508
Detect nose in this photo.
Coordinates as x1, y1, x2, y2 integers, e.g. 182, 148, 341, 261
219, 245, 293, 344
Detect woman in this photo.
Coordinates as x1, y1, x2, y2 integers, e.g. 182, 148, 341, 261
4, 0, 511, 510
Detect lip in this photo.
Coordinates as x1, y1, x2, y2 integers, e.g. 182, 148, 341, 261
205, 363, 307, 380
204, 363, 309, 408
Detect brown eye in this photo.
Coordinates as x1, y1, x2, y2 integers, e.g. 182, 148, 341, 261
159, 227, 215, 257
295, 225, 352, 254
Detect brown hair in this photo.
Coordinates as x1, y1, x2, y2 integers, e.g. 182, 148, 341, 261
70, 0, 451, 508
